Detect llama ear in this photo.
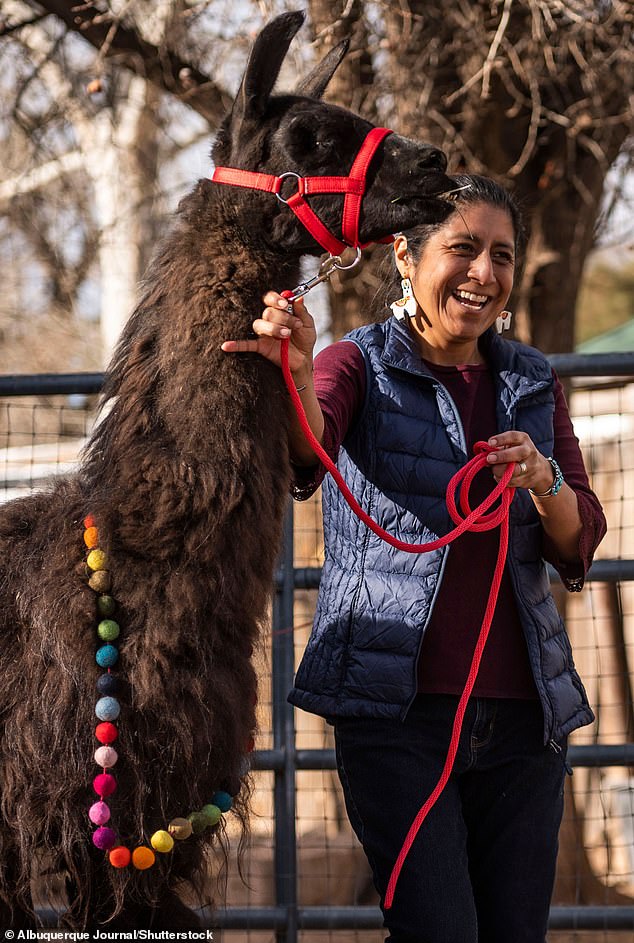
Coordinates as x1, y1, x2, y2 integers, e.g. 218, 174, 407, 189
296, 38, 350, 99
232, 11, 305, 124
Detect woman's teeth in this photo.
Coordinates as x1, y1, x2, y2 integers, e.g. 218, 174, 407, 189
454, 289, 489, 309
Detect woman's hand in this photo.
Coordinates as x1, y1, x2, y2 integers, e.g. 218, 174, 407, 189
486, 430, 583, 563
221, 291, 317, 380
222, 291, 324, 464
485, 431, 555, 493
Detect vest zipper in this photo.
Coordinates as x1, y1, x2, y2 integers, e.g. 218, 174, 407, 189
404, 380, 467, 718
503, 397, 558, 746
549, 738, 574, 775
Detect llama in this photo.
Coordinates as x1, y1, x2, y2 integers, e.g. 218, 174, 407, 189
0, 11, 451, 930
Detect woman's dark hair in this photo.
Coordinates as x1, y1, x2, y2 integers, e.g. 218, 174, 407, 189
376, 173, 526, 318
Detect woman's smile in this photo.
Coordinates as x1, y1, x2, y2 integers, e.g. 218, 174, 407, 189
452, 288, 492, 310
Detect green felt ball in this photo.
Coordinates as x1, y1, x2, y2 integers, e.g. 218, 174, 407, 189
97, 595, 116, 617
201, 804, 222, 826
98, 619, 120, 641
187, 812, 209, 836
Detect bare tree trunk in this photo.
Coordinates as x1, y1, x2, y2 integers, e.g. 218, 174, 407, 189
82, 77, 161, 360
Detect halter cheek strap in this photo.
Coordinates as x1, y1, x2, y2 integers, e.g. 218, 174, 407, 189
211, 126, 394, 255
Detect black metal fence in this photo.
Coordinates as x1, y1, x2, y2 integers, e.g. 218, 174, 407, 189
2, 352, 634, 939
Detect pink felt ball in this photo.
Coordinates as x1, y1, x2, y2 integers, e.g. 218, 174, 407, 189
92, 826, 117, 850
93, 773, 116, 797
89, 801, 111, 825
94, 746, 118, 768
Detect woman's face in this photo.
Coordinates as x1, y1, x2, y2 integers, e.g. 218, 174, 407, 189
396, 202, 516, 360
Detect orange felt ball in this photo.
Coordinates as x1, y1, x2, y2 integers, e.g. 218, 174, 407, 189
109, 846, 131, 868
84, 526, 99, 549
84, 514, 96, 529
132, 846, 155, 870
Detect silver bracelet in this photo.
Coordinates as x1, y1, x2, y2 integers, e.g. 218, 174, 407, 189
295, 384, 307, 393
528, 457, 564, 497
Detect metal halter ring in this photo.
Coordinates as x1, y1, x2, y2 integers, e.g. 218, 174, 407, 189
275, 172, 302, 204
331, 247, 363, 270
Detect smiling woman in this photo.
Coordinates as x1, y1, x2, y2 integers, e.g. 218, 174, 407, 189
394, 203, 516, 363
223, 173, 607, 943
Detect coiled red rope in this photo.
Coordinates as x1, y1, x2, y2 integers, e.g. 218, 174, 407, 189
279, 331, 516, 910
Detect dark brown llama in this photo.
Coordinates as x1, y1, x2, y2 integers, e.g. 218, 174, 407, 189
0, 11, 451, 931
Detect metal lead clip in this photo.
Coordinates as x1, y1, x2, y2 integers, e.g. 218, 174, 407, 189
285, 248, 362, 303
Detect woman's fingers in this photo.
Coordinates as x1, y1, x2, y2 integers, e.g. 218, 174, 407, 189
486, 432, 537, 485
487, 432, 533, 465
220, 339, 260, 353
252, 316, 291, 338
221, 291, 316, 373
485, 431, 555, 492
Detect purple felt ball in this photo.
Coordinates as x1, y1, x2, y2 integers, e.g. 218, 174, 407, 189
89, 801, 111, 825
93, 772, 116, 797
96, 673, 119, 696
92, 826, 117, 850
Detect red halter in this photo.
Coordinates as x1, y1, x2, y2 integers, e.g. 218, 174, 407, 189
211, 126, 394, 255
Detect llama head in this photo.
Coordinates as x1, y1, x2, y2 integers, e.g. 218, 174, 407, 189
212, 11, 453, 255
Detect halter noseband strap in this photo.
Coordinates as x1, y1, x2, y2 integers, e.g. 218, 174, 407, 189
211, 126, 394, 255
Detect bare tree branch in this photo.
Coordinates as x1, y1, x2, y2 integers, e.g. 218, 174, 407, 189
31, 0, 232, 124
0, 151, 84, 204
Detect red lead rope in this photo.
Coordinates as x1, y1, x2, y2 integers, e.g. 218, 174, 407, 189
279, 329, 516, 910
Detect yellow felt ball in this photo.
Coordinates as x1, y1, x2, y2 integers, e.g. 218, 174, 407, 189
168, 817, 193, 841
151, 830, 175, 853
132, 846, 155, 870
87, 549, 108, 572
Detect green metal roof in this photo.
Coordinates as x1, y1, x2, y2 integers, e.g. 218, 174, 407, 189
577, 318, 634, 353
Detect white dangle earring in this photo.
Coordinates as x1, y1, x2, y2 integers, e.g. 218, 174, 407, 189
496, 309, 513, 333
390, 277, 418, 321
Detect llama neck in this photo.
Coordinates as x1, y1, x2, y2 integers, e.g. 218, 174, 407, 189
81, 190, 303, 534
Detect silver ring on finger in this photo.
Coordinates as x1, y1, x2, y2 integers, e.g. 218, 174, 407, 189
519, 461, 528, 474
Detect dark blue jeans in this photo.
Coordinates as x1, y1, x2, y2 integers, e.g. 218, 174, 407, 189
334, 695, 568, 943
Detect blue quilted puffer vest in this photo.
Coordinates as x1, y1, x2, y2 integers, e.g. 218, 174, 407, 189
288, 318, 594, 744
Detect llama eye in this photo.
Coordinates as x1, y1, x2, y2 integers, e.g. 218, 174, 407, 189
287, 117, 319, 152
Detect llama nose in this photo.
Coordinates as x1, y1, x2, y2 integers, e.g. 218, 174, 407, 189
418, 148, 447, 173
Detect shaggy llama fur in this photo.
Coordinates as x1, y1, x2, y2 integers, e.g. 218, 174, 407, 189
0, 11, 450, 930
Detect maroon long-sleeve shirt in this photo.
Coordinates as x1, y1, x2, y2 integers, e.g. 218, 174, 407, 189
293, 340, 606, 699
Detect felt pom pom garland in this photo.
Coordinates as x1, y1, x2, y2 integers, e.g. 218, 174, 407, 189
82, 515, 244, 869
